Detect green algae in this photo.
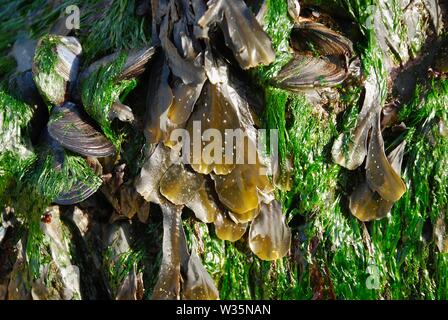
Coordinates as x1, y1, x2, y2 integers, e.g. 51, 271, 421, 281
81, 51, 136, 149
80, 0, 151, 64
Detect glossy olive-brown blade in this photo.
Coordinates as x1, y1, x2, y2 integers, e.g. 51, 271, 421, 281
332, 71, 382, 170
48, 102, 115, 157
185, 178, 219, 223
291, 22, 353, 57
159, 14, 206, 85
198, 0, 275, 69
366, 112, 406, 202
212, 162, 273, 215
273, 55, 348, 91
143, 52, 174, 145
164, 77, 206, 151
248, 200, 291, 261
186, 81, 236, 175
159, 164, 203, 205
214, 210, 247, 242
229, 207, 260, 224
152, 203, 185, 300
32, 35, 81, 106
349, 182, 394, 221
185, 74, 261, 175
182, 252, 219, 300
350, 140, 406, 221
168, 78, 205, 125
135, 143, 174, 204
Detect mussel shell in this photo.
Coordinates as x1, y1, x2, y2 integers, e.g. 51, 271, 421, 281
39, 131, 101, 206
32, 35, 81, 106
12, 36, 37, 73
291, 22, 353, 57
273, 55, 348, 91
78, 46, 155, 84
48, 102, 115, 157
54, 180, 98, 205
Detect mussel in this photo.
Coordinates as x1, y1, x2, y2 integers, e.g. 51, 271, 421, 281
273, 19, 353, 92
48, 102, 115, 158
32, 35, 81, 106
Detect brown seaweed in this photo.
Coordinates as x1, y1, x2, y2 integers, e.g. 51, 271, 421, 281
182, 252, 219, 300
214, 210, 248, 242
197, 0, 275, 69
248, 200, 291, 261
135, 143, 175, 204
185, 177, 219, 223
349, 139, 406, 221
159, 163, 204, 205
152, 203, 186, 300
332, 71, 383, 170
365, 112, 406, 202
